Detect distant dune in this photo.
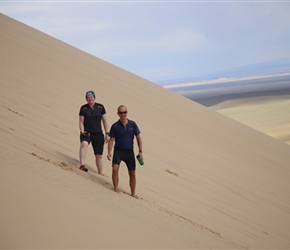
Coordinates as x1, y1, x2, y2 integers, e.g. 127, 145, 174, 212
1, 13, 290, 249
166, 75, 290, 146
208, 91, 290, 146
193, 87, 290, 107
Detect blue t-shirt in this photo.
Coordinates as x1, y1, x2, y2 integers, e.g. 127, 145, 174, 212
109, 119, 140, 150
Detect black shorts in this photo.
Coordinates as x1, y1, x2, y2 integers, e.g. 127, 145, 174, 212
112, 148, 136, 171
80, 133, 105, 155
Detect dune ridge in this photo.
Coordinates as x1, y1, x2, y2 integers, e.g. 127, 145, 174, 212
1, 13, 290, 249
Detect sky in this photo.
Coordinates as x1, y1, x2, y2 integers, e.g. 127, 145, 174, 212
1, 0, 290, 85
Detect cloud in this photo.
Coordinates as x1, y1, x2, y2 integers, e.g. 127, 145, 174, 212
0, 3, 52, 15
83, 27, 207, 60
146, 28, 207, 51
2, 2, 207, 57
1, 1, 290, 82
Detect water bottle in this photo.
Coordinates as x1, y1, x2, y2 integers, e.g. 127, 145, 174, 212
136, 155, 144, 165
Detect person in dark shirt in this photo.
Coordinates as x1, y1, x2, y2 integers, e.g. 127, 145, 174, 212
79, 90, 110, 174
107, 105, 143, 198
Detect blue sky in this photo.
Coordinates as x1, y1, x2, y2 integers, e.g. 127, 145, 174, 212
1, 1, 290, 84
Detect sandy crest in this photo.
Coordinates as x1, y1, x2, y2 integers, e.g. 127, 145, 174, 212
1, 13, 290, 249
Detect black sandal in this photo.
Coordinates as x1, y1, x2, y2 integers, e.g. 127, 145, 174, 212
79, 165, 88, 172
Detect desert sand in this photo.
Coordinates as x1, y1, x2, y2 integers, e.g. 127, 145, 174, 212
1, 13, 290, 249
209, 94, 290, 146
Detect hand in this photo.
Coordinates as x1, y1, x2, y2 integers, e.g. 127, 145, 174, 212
139, 153, 144, 161
81, 131, 90, 137
104, 134, 110, 143
107, 153, 112, 161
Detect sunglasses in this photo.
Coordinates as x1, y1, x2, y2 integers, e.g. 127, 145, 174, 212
118, 111, 127, 115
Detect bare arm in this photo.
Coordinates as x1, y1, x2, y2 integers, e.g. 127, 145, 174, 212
102, 114, 110, 143
107, 137, 114, 161
101, 113, 110, 133
136, 134, 143, 158
79, 116, 85, 133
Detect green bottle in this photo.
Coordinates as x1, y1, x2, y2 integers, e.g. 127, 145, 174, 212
136, 155, 144, 165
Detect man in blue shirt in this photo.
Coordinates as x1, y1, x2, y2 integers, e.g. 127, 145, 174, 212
107, 105, 143, 198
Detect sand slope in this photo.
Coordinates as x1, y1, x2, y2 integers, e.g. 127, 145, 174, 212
1, 14, 290, 249
209, 94, 290, 146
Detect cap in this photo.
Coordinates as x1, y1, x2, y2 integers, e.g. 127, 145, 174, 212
85, 90, 95, 99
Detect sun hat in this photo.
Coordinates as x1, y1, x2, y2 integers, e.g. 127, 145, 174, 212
85, 90, 95, 99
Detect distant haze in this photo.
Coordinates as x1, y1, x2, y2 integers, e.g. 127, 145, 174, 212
163, 58, 290, 105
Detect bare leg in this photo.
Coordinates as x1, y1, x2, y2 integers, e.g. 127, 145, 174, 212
79, 141, 89, 166
129, 170, 136, 197
95, 154, 104, 175
112, 164, 120, 193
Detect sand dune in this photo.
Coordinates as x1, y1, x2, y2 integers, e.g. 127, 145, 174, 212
206, 94, 290, 146
195, 88, 290, 107
1, 13, 290, 249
